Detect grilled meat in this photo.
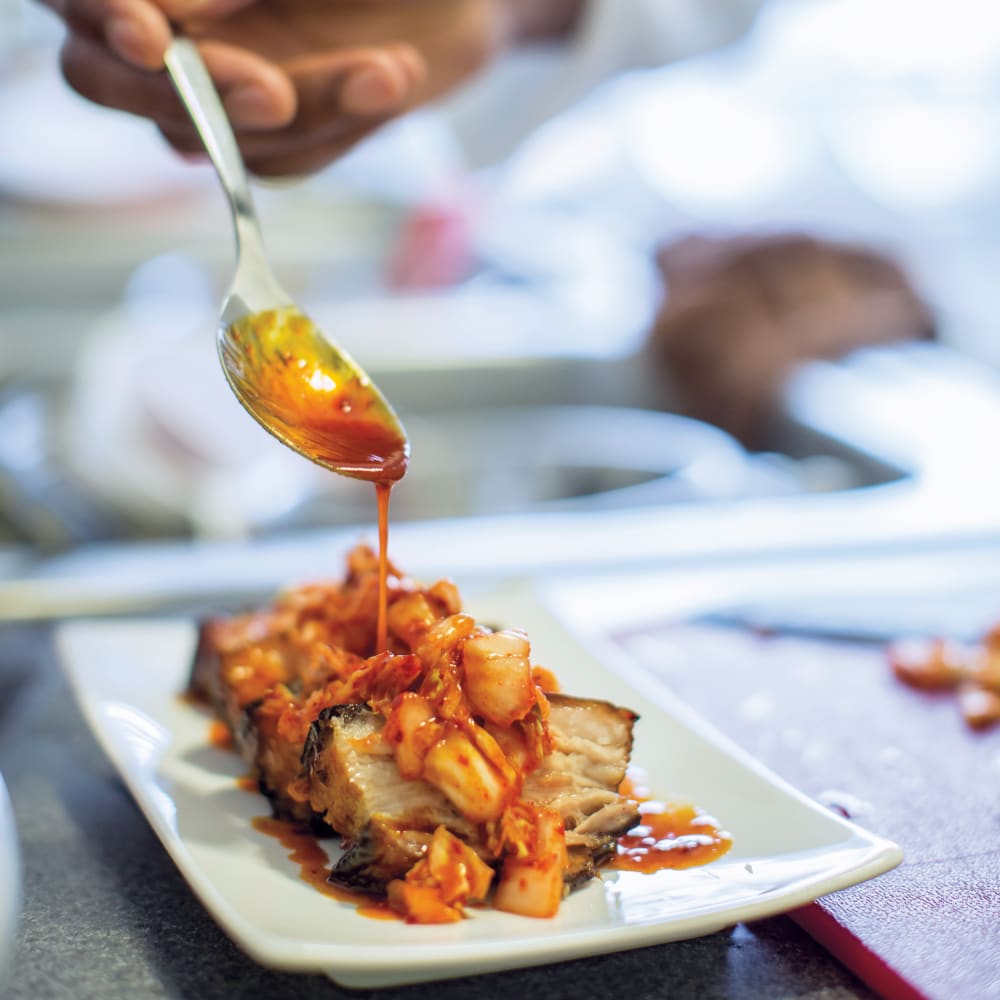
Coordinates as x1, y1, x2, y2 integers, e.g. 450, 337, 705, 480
524, 694, 639, 888
301, 694, 638, 892
188, 545, 643, 921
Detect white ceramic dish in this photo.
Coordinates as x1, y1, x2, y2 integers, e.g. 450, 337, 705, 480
56, 586, 901, 989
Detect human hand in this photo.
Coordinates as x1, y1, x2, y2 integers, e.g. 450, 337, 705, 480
41, 0, 541, 176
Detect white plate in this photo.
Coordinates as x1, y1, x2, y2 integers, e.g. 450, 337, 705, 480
55, 586, 901, 989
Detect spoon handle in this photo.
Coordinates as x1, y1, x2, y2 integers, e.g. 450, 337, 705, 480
164, 38, 284, 312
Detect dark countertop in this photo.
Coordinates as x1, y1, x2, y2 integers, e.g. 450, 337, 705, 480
0, 621, 872, 1000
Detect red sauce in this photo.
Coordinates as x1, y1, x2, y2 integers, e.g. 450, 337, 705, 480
270, 407, 407, 483
208, 720, 234, 751
220, 725, 395, 917
613, 769, 732, 873
251, 816, 399, 921
220, 732, 729, 914
228, 309, 407, 655
227, 309, 408, 484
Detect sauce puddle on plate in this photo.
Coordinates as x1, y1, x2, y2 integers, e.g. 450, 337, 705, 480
613, 768, 732, 872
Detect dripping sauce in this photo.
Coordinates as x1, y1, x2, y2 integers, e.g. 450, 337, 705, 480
229, 309, 408, 654
613, 769, 732, 873
375, 482, 392, 654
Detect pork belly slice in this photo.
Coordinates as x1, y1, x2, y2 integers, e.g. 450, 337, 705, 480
525, 694, 639, 888
188, 615, 362, 739
236, 696, 330, 828
187, 621, 314, 817
302, 704, 479, 891
189, 619, 361, 825
188, 619, 226, 710
189, 618, 290, 737
301, 694, 639, 893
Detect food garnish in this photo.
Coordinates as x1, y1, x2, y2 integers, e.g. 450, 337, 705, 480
888, 632, 1000, 730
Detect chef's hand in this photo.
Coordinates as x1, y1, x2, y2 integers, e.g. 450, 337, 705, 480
41, 0, 583, 177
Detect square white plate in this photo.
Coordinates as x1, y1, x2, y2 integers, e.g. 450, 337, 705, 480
56, 583, 901, 989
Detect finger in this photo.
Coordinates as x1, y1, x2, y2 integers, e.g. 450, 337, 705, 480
200, 40, 297, 129
158, 44, 425, 175
155, 118, 371, 174
157, 102, 369, 159
245, 125, 385, 177
338, 45, 426, 115
51, 0, 261, 70
287, 44, 425, 123
61, 32, 297, 131
235, 46, 425, 175
157, 92, 391, 173
54, 0, 172, 69
158, 46, 419, 156
61, 31, 185, 118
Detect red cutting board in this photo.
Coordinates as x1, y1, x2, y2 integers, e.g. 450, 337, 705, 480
614, 623, 1000, 1000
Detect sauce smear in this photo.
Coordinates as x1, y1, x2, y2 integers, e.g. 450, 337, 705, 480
251, 816, 398, 920
614, 769, 732, 872
228, 308, 408, 653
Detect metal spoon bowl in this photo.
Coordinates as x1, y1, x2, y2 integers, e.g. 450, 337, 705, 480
164, 39, 408, 483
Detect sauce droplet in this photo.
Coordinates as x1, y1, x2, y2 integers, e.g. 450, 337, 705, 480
208, 720, 233, 751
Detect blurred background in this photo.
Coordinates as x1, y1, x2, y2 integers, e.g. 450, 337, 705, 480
3, 0, 1000, 579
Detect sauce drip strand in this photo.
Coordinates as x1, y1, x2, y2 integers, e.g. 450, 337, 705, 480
375, 482, 392, 653
226, 307, 408, 652
613, 769, 732, 872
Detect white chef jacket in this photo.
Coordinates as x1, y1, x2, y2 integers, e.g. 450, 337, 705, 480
444, 0, 764, 167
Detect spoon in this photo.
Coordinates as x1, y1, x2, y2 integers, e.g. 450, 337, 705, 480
163, 38, 408, 484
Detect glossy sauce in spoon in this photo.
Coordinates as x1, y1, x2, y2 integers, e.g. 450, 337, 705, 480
226, 307, 408, 651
